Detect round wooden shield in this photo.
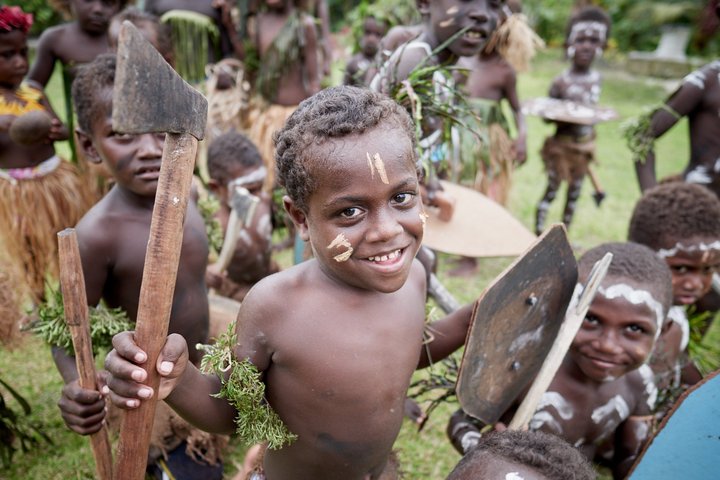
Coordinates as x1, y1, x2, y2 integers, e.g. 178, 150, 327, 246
522, 97, 619, 126
422, 181, 536, 258
456, 225, 578, 425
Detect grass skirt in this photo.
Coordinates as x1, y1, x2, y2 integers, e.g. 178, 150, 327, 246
541, 134, 596, 183
0, 158, 94, 303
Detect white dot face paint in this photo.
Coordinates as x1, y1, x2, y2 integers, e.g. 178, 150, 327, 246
597, 283, 665, 338
327, 233, 354, 262
656, 240, 720, 259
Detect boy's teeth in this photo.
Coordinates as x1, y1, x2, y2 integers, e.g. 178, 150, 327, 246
465, 31, 482, 39
368, 250, 400, 262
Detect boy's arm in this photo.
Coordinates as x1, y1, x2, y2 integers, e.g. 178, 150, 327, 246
503, 68, 527, 165
27, 30, 58, 88
636, 81, 705, 192
39, 92, 69, 142
301, 14, 321, 95
103, 331, 237, 435
417, 302, 474, 368
612, 414, 653, 479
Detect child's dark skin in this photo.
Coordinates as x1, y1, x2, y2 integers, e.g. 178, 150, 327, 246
206, 162, 276, 300
450, 275, 664, 479
343, 17, 386, 87
28, 0, 122, 87
0, 29, 68, 168
635, 63, 720, 196
54, 86, 209, 435
254, 0, 320, 105
103, 119, 473, 479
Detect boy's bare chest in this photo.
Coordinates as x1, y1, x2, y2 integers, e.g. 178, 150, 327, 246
529, 381, 636, 446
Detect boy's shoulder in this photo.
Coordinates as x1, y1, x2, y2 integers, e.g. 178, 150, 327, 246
622, 364, 658, 414
75, 191, 146, 248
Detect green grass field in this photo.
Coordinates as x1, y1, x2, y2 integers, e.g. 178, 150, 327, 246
0, 50, 693, 479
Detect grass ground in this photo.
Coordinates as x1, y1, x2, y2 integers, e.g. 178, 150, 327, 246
0, 50, 695, 479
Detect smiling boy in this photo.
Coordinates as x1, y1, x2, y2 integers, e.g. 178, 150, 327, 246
448, 242, 673, 479
102, 86, 474, 480
629, 182, 720, 389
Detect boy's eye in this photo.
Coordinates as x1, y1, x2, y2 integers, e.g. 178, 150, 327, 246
671, 265, 690, 275
392, 192, 415, 206
340, 207, 362, 219
583, 314, 599, 326
626, 324, 646, 334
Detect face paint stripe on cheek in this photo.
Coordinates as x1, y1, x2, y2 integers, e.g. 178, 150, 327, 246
327, 233, 354, 262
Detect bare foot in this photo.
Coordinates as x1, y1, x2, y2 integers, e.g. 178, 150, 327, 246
447, 256, 478, 277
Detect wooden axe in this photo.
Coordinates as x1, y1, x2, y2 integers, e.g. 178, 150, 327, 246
111, 21, 207, 480
58, 228, 114, 480
213, 184, 259, 274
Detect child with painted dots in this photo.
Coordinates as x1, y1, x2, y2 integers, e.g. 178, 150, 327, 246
448, 242, 673, 479
628, 182, 720, 391
102, 86, 475, 480
534, 6, 611, 235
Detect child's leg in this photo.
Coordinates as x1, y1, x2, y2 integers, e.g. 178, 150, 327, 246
562, 172, 585, 229
535, 170, 561, 235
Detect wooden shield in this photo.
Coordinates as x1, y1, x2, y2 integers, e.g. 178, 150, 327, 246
630, 370, 720, 479
422, 181, 537, 258
522, 97, 619, 126
456, 224, 577, 424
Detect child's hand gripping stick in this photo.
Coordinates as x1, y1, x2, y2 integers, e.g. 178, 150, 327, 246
111, 21, 207, 480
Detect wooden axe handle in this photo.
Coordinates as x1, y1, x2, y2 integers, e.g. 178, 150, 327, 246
508, 253, 612, 430
57, 228, 114, 480
114, 134, 198, 480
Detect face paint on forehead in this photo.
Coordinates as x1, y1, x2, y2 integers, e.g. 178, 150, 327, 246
597, 283, 665, 337
365, 152, 389, 184
568, 21, 607, 44
227, 166, 267, 189
656, 240, 720, 259
327, 233, 354, 262
506, 473, 524, 480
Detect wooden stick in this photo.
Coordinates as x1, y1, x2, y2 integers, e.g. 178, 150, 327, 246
57, 228, 114, 480
508, 252, 613, 430
113, 134, 198, 480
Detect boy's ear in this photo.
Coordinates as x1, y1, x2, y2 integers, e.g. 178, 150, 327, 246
75, 129, 102, 165
283, 195, 310, 242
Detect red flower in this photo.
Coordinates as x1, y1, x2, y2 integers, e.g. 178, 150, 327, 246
0, 6, 33, 34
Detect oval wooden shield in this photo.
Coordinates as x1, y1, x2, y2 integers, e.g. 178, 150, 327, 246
422, 181, 536, 258
456, 225, 577, 424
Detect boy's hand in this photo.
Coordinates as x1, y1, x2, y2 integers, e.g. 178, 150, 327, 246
57, 377, 107, 435
205, 263, 225, 290
103, 332, 189, 409
513, 139, 527, 166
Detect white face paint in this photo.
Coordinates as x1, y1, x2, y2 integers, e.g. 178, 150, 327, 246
684, 69, 707, 90
656, 240, 720, 259
529, 392, 573, 432
568, 21, 607, 44
506, 473, 524, 480
327, 233, 354, 262
638, 364, 658, 410
591, 394, 629, 424
597, 283, 665, 337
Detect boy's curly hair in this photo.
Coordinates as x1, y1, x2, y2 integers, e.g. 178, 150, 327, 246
629, 182, 720, 252
50, 0, 132, 21
566, 5, 612, 46
578, 241, 673, 314
208, 130, 263, 184
72, 53, 116, 135
274, 85, 417, 212
447, 430, 596, 480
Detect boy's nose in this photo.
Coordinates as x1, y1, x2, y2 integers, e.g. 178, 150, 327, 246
592, 331, 623, 355
137, 133, 164, 157
682, 273, 705, 292
468, 3, 490, 23
365, 210, 403, 243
